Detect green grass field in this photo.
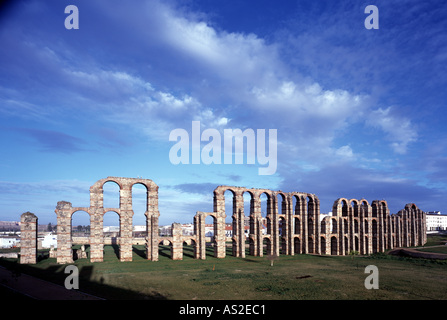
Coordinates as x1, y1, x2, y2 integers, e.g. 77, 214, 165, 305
2, 238, 447, 300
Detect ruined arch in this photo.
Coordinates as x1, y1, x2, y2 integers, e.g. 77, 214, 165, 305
71, 209, 90, 260
320, 236, 327, 255
103, 179, 121, 201
330, 236, 338, 255
56, 177, 159, 264
50, 177, 427, 265
350, 199, 359, 217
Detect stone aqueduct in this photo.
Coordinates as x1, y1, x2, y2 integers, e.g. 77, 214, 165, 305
20, 177, 427, 264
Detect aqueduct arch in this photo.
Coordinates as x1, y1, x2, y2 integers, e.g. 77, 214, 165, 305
55, 177, 159, 264
47, 177, 428, 264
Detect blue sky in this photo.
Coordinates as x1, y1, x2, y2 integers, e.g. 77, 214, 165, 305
1, 0, 447, 226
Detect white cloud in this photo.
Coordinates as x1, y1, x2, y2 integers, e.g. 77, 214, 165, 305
367, 107, 417, 154
335, 145, 354, 160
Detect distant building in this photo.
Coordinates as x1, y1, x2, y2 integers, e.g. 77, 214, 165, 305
426, 211, 447, 232
41, 233, 57, 248
181, 223, 194, 236
0, 236, 19, 248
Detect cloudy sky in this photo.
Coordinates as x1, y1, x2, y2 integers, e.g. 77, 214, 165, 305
1, 0, 446, 226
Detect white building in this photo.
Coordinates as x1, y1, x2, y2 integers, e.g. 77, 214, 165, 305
41, 233, 58, 248
426, 211, 447, 232
0, 236, 19, 248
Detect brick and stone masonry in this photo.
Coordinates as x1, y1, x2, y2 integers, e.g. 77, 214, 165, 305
20, 212, 38, 264
19, 177, 427, 264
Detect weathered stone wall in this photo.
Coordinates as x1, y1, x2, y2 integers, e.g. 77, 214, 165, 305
55, 177, 159, 264
318, 199, 426, 255
45, 177, 428, 265
20, 212, 38, 264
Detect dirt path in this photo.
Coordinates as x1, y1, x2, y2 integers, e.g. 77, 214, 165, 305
0, 266, 104, 300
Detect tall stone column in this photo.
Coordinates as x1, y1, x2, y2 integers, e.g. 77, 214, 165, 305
146, 185, 160, 261
213, 192, 226, 258
195, 212, 206, 260
171, 223, 183, 260
89, 185, 104, 262
233, 192, 244, 258
90, 209, 104, 262
55, 201, 74, 264
20, 212, 38, 264
251, 194, 262, 257
119, 187, 133, 262
268, 195, 280, 257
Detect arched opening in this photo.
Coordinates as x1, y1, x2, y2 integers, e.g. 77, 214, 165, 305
320, 236, 326, 254
158, 239, 172, 259
372, 203, 378, 218
382, 202, 388, 215
294, 194, 304, 215
330, 236, 337, 255
71, 210, 90, 260
294, 237, 301, 254
103, 181, 120, 209
205, 215, 217, 258
183, 239, 196, 259
344, 219, 349, 234
263, 237, 272, 256
372, 219, 378, 253
260, 192, 270, 235
352, 201, 358, 217
224, 189, 237, 256
277, 193, 286, 215
341, 200, 348, 217
243, 191, 252, 256
292, 195, 297, 215
361, 201, 369, 217
308, 217, 314, 235
307, 195, 315, 222
294, 217, 301, 235
354, 219, 359, 233
224, 189, 235, 224
308, 236, 314, 254
103, 211, 120, 260
132, 183, 148, 239
331, 218, 338, 234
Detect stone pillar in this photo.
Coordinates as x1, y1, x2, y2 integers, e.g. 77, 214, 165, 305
195, 212, 206, 259
20, 212, 38, 264
90, 209, 104, 262
215, 215, 226, 258
146, 185, 160, 261
213, 192, 226, 258
301, 197, 308, 254
269, 195, 280, 257
119, 186, 133, 262
251, 194, 262, 257
89, 185, 104, 262
171, 223, 183, 260
233, 192, 244, 258
55, 201, 74, 264
249, 195, 259, 256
